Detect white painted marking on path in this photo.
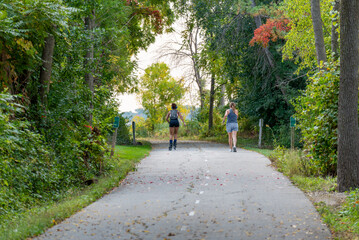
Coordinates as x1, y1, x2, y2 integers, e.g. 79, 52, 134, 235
195, 200, 200, 204
199, 191, 204, 194
189, 211, 195, 216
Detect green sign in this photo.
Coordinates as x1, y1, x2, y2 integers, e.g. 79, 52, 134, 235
113, 116, 120, 128
290, 116, 296, 127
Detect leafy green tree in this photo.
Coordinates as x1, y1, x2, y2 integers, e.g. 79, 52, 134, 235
293, 62, 339, 176
281, 0, 334, 70
138, 62, 186, 132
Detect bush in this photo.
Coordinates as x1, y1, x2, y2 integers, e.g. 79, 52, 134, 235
116, 114, 131, 145
293, 61, 339, 176
0, 93, 58, 215
270, 146, 314, 177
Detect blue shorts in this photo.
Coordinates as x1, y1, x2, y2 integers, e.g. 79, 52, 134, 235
226, 122, 238, 133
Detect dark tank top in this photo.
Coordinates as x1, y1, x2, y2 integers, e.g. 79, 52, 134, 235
227, 109, 237, 123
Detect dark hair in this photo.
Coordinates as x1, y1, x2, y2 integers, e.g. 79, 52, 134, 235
171, 103, 177, 109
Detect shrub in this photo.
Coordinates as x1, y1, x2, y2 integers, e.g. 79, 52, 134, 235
116, 114, 131, 145
270, 146, 314, 177
293, 61, 339, 176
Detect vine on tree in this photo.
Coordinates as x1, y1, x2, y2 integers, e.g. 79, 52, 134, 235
249, 18, 291, 48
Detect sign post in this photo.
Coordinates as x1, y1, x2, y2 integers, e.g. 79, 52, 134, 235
132, 121, 136, 145
290, 116, 296, 150
110, 116, 120, 157
258, 118, 263, 148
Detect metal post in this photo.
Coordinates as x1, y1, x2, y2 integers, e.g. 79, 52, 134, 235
291, 127, 295, 150
258, 118, 263, 148
132, 121, 136, 145
110, 127, 118, 157
290, 116, 296, 150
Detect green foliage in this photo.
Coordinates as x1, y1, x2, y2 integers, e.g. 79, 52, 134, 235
0, 0, 175, 226
0, 92, 56, 215
139, 62, 186, 132
317, 189, 359, 239
293, 62, 339, 176
116, 114, 131, 145
281, 0, 335, 70
270, 146, 314, 177
291, 175, 337, 192
0, 143, 151, 240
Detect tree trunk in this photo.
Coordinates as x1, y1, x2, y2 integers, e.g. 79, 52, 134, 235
219, 84, 225, 107
188, 27, 205, 109
39, 34, 55, 106
84, 12, 95, 125
337, 0, 359, 192
310, 0, 327, 66
331, 0, 340, 59
208, 73, 215, 130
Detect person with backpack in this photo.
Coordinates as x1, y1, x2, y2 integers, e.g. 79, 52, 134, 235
166, 103, 186, 151
222, 102, 239, 152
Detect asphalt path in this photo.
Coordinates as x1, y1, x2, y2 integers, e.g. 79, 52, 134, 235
35, 141, 331, 240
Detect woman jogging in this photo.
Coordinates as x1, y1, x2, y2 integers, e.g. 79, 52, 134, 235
222, 102, 239, 152
166, 103, 185, 151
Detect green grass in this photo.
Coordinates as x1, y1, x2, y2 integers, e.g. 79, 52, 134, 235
0, 142, 151, 240
317, 189, 359, 239
241, 146, 273, 158
291, 175, 337, 192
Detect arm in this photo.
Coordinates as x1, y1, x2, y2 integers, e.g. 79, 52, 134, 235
235, 109, 239, 118
166, 112, 170, 123
178, 111, 186, 126
222, 109, 229, 124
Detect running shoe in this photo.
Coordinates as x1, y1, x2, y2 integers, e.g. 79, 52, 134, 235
233, 147, 237, 152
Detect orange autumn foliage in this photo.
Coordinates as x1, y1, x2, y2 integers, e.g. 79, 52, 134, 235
249, 18, 291, 48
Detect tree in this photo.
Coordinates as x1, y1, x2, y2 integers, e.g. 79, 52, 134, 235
310, 0, 327, 66
39, 34, 55, 107
331, 0, 339, 59
138, 63, 186, 132
337, 0, 359, 192
282, 0, 334, 70
157, 14, 206, 109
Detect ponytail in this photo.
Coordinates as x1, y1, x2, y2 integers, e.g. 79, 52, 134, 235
230, 102, 236, 110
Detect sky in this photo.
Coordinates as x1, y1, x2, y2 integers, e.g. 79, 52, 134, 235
117, 19, 195, 112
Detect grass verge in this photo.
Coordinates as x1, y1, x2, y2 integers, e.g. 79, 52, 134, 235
267, 147, 359, 239
0, 143, 151, 240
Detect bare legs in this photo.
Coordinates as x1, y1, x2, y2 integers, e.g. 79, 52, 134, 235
169, 127, 175, 140
228, 131, 238, 151
228, 132, 233, 150
169, 127, 179, 150
232, 131, 237, 148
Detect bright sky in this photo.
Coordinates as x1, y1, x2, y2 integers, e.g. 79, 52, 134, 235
117, 18, 196, 112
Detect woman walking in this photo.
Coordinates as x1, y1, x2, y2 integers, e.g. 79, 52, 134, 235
222, 102, 239, 152
166, 103, 186, 151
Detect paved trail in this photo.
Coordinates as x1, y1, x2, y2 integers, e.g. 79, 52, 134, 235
36, 141, 331, 240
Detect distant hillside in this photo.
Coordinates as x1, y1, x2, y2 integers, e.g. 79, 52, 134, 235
121, 106, 195, 121
121, 108, 147, 121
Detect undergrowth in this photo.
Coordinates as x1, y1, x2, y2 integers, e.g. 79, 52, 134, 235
0, 143, 151, 240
